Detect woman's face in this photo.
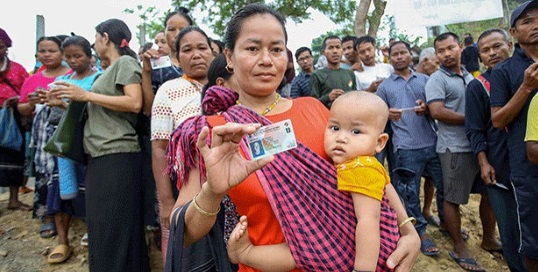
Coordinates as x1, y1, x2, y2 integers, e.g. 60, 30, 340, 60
0, 40, 7, 59
226, 14, 287, 98
165, 14, 190, 53
179, 31, 214, 82
154, 32, 170, 56
210, 41, 220, 56
63, 44, 91, 74
36, 40, 63, 69
93, 32, 107, 58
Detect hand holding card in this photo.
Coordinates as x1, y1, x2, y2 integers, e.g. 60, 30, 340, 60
400, 106, 420, 113
246, 119, 298, 160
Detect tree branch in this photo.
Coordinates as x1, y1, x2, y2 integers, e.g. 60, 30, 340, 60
367, 0, 387, 39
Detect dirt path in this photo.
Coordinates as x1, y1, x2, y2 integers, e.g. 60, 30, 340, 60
0, 191, 163, 272
0, 188, 509, 271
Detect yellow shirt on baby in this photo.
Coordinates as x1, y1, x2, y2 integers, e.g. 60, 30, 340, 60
336, 156, 389, 201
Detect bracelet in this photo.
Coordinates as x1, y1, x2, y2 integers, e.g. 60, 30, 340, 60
398, 217, 416, 229
192, 193, 221, 217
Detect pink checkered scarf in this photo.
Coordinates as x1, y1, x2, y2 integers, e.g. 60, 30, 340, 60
167, 86, 398, 271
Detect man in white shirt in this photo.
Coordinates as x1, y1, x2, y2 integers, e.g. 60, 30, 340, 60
355, 35, 394, 92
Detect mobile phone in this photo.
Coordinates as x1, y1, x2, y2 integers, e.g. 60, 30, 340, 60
400, 106, 420, 113
47, 83, 58, 90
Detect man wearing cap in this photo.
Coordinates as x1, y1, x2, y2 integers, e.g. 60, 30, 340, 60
490, 1, 538, 270
465, 28, 527, 272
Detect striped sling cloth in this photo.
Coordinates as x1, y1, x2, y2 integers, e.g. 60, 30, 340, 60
167, 86, 399, 271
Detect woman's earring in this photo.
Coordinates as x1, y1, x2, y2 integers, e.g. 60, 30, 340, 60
225, 64, 234, 74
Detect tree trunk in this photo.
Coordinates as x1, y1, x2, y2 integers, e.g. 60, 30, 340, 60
367, 0, 387, 39
355, 0, 371, 37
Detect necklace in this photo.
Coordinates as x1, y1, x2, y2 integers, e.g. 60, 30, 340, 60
236, 93, 281, 115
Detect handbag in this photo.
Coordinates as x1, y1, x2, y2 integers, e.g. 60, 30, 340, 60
0, 102, 23, 151
43, 100, 88, 165
165, 200, 234, 272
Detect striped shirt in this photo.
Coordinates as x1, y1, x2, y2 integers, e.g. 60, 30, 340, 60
376, 70, 438, 152
290, 71, 312, 98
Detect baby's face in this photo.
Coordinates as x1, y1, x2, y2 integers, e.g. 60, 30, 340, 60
324, 98, 386, 164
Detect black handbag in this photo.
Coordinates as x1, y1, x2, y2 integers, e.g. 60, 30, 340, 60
43, 101, 87, 165
165, 200, 234, 272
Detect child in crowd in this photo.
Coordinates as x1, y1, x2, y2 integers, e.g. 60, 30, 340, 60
228, 91, 401, 271
325, 91, 401, 271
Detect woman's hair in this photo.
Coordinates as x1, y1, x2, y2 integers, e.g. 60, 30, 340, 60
201, 53, 232, 102
224, 3, 287, 52
210, 38, 224, 54
174, 26, 211, 57
36, 36, 63, 49
61, 35, 92, 57
95, 18, 137, 59
56, 35, 70, 44
164, 7, 193, 28
141, 42, 154, 54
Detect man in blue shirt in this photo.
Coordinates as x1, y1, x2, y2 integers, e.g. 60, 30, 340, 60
490, 1, 538, 270
465, 28, 527, 272
377, 41, 445, 257
290, 47, 314, 98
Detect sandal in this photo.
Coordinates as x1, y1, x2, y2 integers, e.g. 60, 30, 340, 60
19, 186, 33, 194
47, 244, 72, 264
449, 251, 485, 271
481, 244, 503, 254
424, 215, 441, 228
7, 202, 32, 211
420, 237, 440, 256
39, 222, 57, 239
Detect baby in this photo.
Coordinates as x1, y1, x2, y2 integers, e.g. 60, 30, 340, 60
228, 91, 401, 271
325, 91, 400, 271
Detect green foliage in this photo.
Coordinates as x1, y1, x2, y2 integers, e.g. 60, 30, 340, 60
172, 0, 356, 36
123, 5, 167, 44
445, 18, 503, 41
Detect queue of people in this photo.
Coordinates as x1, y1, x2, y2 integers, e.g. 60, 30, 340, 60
1, 1, 538, 272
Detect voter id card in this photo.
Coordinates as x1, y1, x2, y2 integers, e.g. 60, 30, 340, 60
400, 107, 419, 113
246, 119, 297, 160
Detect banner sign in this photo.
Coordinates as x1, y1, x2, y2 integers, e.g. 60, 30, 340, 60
394, 0, 504, 27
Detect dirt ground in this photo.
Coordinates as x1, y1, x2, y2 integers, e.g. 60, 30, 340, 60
0, 186, 510, 272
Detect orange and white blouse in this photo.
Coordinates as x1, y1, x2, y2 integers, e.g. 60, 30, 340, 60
150, 76, 203, 141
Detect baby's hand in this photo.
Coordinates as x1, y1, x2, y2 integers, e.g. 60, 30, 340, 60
228, 215, 253, 264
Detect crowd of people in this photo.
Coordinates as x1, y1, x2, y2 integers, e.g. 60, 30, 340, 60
1, 1, 538, 271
